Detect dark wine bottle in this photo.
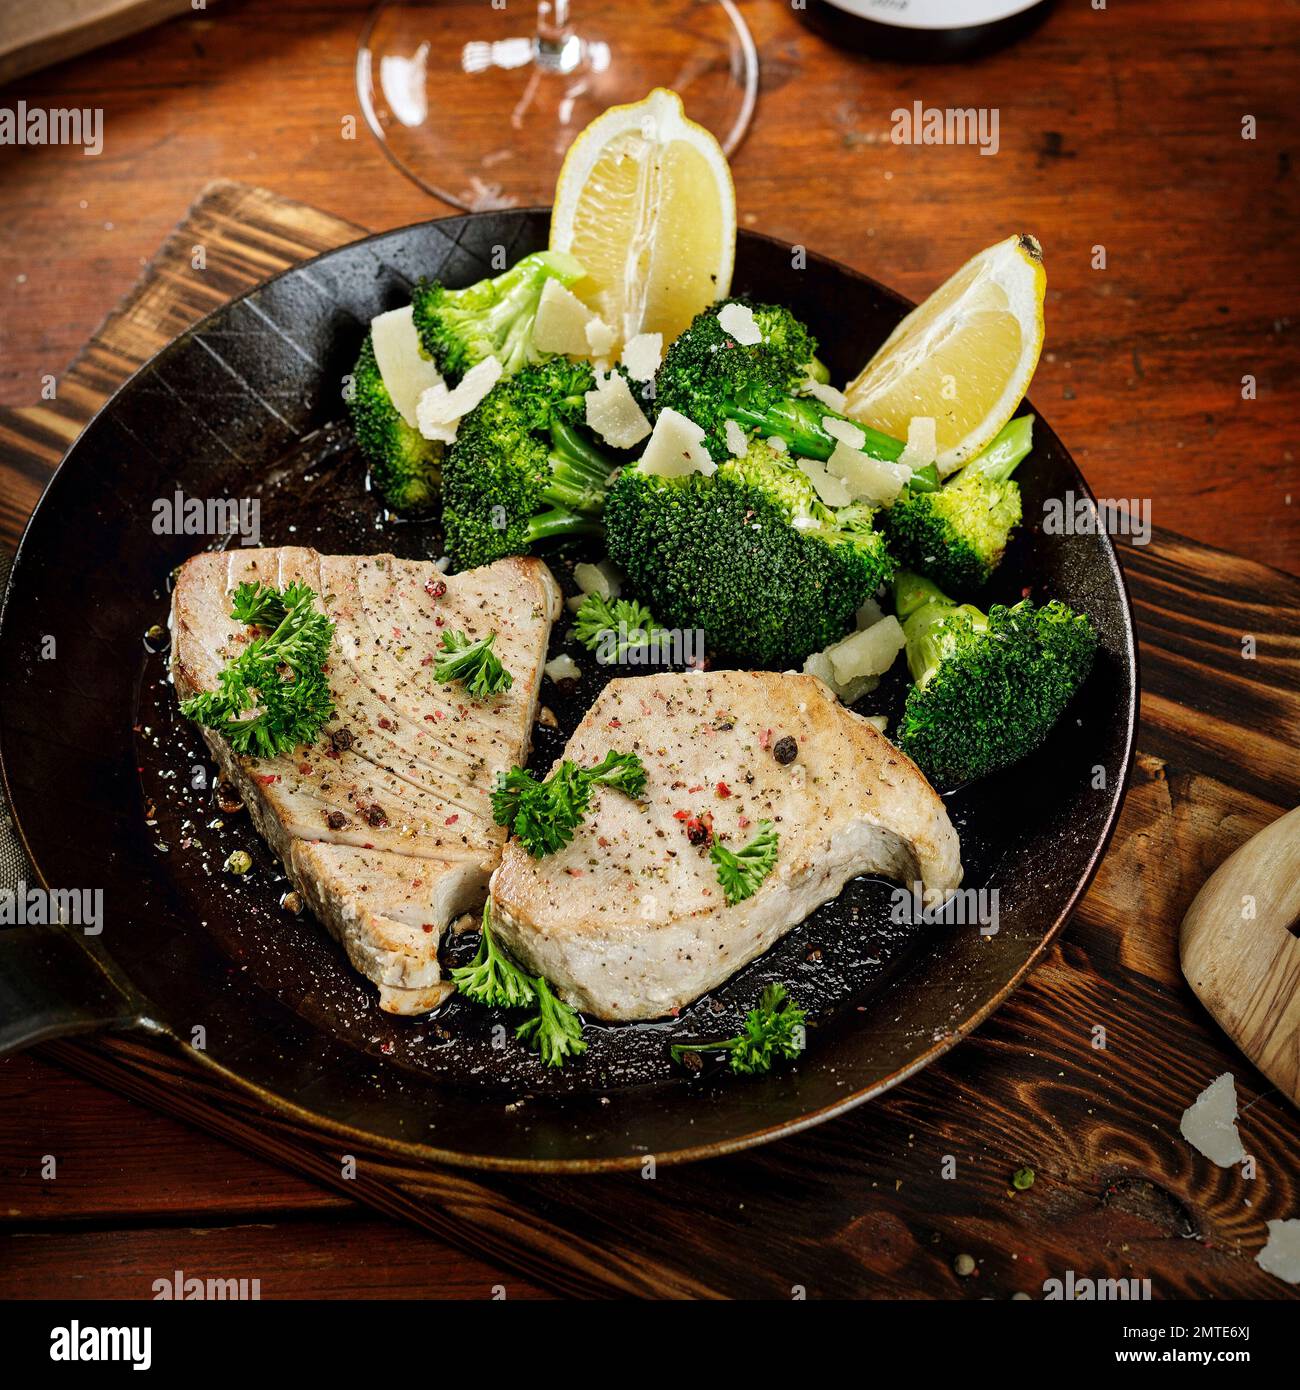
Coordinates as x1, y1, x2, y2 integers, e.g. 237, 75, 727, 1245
796, 0, 1055, 62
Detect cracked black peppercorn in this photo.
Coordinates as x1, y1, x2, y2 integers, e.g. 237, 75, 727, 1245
773, 735, 798, 765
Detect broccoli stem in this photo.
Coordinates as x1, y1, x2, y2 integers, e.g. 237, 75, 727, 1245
732, 395, 904, 463
893, 570, 986, 686
526, 506, 605, 545
541, 420, 618, 514
964, 414, 1035, 484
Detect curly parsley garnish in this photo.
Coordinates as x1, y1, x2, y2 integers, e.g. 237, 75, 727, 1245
450, 903, 587, 1068
571, 593, 665, 662
671, 983, 806, 1075
710, 820, 779, 905
492, 750, 647, 858
180, 580, 335, 758
433, 629, 513, 698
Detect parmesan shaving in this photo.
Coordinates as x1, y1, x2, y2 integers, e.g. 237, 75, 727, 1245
717, 301, 762, 345
416, 356, 503, 443
574, 560, 621, 601
637, 408, 716, 478
369, 305, 444, 429
1179, 1072, 1247, 1167
584, 370, 651, 449
829, 439, 911, 505
724, 419, 750, 458
1257, 1219, 1300, 1285
585, 315, 617, 360
823, 415, 866, 451
545, 653, 582, 683
533, 278, 598, 356
802, 378, 847, 413
620, 332, 663, 382
898, 416, 938, 470
797, 456, 853, 508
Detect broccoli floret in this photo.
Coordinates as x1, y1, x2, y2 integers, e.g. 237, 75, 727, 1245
412, 250, 585, 383
348, 333, 443, 515
885, 415, 1034, 592
440, 358, 617, 570
604, 439, 894, 666
654, 300, 899, 463
893, 570, 1097, 787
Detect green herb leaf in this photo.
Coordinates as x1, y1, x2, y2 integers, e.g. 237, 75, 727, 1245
492, 750, 646, 858
670, 983, 807, 1075
448, 902, 536, 1009
571, 593, 664, 661
180, 581, 336, 757
515, 975, 588, 1068
709, 820, 780, 906
433, 628, 513, 697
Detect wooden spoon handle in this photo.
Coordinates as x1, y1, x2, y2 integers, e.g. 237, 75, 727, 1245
1180, 805, 1300, 1106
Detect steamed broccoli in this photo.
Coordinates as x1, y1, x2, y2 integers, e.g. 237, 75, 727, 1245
654, 300, 900, 463
348, 333, 443, 515
604, 438, 894, 666
440, 358, 617, 569
412, 250, 584, 383
893, 570, 1097, 787
885, 415, 1034, 592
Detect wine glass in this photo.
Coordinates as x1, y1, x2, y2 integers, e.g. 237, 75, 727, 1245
357, 0, 758, 210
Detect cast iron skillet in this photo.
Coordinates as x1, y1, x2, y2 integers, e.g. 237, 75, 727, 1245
0, 211, 1136, 1171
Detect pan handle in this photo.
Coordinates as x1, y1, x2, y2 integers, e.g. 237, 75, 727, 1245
0, 921, 151, 1057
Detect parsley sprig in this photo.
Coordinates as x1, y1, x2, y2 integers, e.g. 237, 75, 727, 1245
434, 629, 513, 698
450, 904, 587, 1067
670, 983, 806, 1075
493, 750, 647, 858
571, 593, 664, 662
180, 580, 335, 758
710, 820, 780, 905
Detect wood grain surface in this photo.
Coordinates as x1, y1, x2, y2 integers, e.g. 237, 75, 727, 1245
0, 0, 1298, 1301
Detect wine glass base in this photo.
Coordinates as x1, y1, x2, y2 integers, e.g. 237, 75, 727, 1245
357, 0, 758, 210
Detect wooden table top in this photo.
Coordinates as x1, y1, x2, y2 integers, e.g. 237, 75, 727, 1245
1, 0, 1297, 1300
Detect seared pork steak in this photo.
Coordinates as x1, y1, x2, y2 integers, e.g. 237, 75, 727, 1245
490, 670, 963, 1021
171, 545, 560, 1013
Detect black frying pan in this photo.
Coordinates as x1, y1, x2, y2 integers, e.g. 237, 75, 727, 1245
0, 211, 1136, 1170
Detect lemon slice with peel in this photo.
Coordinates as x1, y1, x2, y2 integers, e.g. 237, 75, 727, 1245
844, 234, 1046, 476
550, 88, 735, 351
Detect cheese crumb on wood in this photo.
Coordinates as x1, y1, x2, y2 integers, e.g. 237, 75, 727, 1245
620, 332, 663, 382
717, 301, 762, 345
898, 415, 938, 470
369, 304, 445, 429
829, 438, 911, 505
533, 278, 599, 356
724, 419, 749, 458
803, 378, 847, 413
637, 407, 716, 478
823, 415, 866, 451
416, 356, 503, 443
1257, 1219, 1300, 1285
1179, 1072, 1247, 1167
584, 370, 651, 449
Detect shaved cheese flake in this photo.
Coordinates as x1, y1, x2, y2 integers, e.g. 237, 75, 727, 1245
637, 407, 716, 478
717, 301, 762, 345
863, 714, 889, 733
370, 304, 444, 429
823, 415, 866, 451
803, 378, 847, 413
829, 439, 911, 505
767, 435, 788, 452
533, 277, 598, 356
898, 415, 938, 470
1257, 1219, 1300, 1285
584, 370, 651, 449
574, 560, 622, 601
803, 650, 879, 706
545, 653, 582, 683
797, 455, 853, 509
724, 419, 749, 459
416, 356, 503, 442
585, 315, 617, 360
1180, 1072, 1247, 1167
620, 332, 663, 382
827, 615, 905, 684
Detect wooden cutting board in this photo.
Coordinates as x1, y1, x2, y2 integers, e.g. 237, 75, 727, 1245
2, 181, 1298, 1299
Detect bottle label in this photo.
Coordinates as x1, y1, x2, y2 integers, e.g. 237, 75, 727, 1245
819, 0, 1042, 29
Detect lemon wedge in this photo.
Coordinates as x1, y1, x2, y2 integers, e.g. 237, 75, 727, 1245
844, 234, 1046, 476
549, 88, 735, 350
